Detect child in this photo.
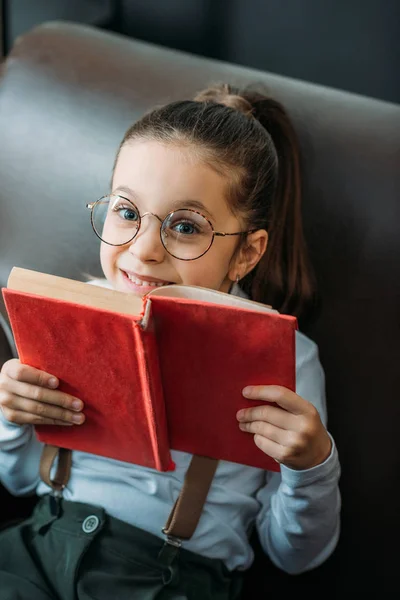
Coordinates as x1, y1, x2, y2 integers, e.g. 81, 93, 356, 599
0, 84, 341, 599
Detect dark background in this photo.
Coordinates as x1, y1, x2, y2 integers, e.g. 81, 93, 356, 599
1, 0, 399, 104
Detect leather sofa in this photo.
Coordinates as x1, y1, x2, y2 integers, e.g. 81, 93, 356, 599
0, 22, 399, 596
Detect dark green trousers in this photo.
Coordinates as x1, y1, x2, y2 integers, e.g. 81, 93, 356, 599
0, 495, 243, 600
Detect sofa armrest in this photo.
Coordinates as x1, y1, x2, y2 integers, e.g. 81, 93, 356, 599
0, 312, 16, 369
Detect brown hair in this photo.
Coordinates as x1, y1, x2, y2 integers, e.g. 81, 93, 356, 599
115, 83, 316, 323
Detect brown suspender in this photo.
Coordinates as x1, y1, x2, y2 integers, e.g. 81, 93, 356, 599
39, 445, 72, 493
39, 444, 218, 543
162, 455, 218, 540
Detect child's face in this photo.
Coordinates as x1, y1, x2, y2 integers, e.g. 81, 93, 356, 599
100, 140, 260, 297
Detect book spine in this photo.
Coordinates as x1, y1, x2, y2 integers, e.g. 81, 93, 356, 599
2, 289, 25, 362
132, 323, 174, 472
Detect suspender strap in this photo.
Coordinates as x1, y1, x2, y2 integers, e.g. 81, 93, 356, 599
39, 445, 218, 541
39, 444, 72, 493
162, 455, 219, 541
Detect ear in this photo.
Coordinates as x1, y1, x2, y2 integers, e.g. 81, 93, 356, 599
228, 229, 268, 281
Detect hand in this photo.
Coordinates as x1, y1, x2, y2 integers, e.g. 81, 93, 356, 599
237, 385, 331, 470
0, 359, 85, 426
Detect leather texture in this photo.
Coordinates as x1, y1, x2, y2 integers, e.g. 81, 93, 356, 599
0, 313, 14, 366
0, 21, 399, 594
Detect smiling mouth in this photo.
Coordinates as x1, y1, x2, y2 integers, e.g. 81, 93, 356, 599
121, 270, 172, 287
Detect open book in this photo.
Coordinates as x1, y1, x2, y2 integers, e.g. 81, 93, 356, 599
2, 267, 298, 473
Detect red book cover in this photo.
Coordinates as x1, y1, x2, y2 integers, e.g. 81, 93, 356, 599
151, 296, 296, 471
2, 268, 298, 473
2, 289, 173, 471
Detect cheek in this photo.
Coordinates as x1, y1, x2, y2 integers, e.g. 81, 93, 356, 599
176, 247, 234, 289
100, 244, 118, 277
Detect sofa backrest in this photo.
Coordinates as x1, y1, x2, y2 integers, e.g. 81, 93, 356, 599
0, 22, 399, 594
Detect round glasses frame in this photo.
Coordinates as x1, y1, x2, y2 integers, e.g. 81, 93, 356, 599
86, 194, 256, 261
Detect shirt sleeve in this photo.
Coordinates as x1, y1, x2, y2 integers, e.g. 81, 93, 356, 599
0, 410, 44, 495
255, 332, 341, 574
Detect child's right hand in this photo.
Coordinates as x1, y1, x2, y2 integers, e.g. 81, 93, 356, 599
0, 359, 85, 426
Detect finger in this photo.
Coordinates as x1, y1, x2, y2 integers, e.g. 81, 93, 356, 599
239, 420, 287, 445
2, 359, 59, 390
242, 385, 310, 415
3, 395, 85, 424
3, 376, 83, 412
1, 407, 74, 427
252, 434, 284, 463
237, 404, 295, 430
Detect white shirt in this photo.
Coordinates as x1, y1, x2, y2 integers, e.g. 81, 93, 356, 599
0, 279, 341, 574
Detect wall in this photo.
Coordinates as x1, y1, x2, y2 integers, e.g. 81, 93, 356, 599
3, 0, 400, 103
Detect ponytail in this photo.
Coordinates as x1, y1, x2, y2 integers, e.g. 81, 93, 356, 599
239, 91, 316, 324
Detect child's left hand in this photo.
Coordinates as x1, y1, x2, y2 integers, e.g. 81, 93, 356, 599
237, 385, 332, 470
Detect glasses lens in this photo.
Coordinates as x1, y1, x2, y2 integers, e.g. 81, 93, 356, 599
91, 195, 140, 245
161, 210, 214, 260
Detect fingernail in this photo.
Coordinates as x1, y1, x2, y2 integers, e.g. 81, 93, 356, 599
242, 387, 252, 397
236, 409, 245, 420
72, 400, 83, 410
48, 378, 58, 388
72, 414, 84, 424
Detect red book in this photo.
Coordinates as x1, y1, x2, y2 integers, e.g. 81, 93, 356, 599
2, 267, 297, 473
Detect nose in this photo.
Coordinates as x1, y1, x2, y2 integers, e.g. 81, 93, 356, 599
127, 213, 165, 263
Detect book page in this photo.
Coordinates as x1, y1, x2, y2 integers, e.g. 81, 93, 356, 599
148, 284, 277, 315
6, 267, 275, 319
6, 267, 142, 317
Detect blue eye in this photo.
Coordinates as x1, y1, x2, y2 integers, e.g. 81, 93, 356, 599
172, 221, 198, 235
120, 207, 139, 222
112, 202, 139, 222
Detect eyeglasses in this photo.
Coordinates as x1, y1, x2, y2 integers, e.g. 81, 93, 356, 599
86, 194, 256, 261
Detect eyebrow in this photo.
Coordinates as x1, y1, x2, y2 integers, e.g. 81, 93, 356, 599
113, 186, 139, 202
112, 186, 215, 220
